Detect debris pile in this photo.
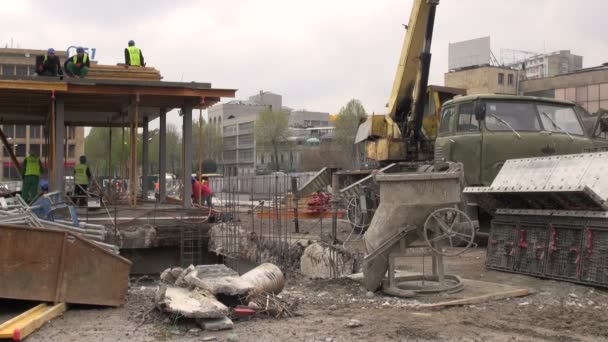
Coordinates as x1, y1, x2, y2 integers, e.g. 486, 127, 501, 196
0, 192, 118, 253
157, 263, 293, 331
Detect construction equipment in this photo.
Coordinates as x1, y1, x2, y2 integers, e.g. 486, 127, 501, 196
343, 0, 608, 232
362, 162, 476, 292
464, 152, 608, 288
355, 0, 444, 162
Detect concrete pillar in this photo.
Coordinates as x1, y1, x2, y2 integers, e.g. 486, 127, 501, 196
142, 116, 149, 199
159, 109, 167, 202
182, 103, 193, 208
51, 94, 65, 192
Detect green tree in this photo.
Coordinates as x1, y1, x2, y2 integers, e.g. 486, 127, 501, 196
255, 110, 289, 171
333, 99, 367, 168
192, 117, 223, 171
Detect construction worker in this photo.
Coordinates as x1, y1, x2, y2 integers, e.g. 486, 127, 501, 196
191, 176, 202, 205
74, 155, 91, 206
65, 47, 90, 78
35, 48, 63, 77
201, 176, 213, 208
124, 40, 145, 67
21, 148, 44, 203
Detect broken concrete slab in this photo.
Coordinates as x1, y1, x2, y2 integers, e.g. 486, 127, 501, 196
300, 243, 355, 279
160, 268, 177, 284
156, 285, 228, 319
197, 316, 234, 331
175, 265, 196, 287
185, 264, 253, 296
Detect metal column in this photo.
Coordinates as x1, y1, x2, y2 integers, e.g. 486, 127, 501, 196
182, 104, 193, 208
142, 116, 149, 199
51, 94, 65, 192
159, 109, 167, 202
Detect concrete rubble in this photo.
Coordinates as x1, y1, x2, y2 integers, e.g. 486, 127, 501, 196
300, 242, 356, 279
155, 285, 229, 319
157, 262, 286, 331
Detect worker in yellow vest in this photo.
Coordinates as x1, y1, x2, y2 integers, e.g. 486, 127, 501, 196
64, 47, 90, 78
21, 149, 44, 203
124, 40, 145, 67
74, 155, 92, 206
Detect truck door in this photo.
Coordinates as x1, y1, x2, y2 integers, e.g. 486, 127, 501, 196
449, 102, 482, 185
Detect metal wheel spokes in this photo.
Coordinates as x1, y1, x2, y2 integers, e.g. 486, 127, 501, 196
423, 207, 475, 257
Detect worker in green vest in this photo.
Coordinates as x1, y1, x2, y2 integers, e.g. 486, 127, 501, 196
21, 148, 44, 203
64, 47, 90, 78
74, 155, 92, 206
124, 40, 145, 67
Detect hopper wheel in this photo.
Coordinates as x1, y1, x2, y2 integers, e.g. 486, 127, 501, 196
423, 207, 475, 257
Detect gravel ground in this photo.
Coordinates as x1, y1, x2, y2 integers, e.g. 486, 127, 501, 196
3, 248, 607, 342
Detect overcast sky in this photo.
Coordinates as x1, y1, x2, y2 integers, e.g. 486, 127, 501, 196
2, 0, 607, 128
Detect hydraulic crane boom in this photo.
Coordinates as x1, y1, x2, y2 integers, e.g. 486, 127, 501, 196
356, 0, 441, 162
388, 0, 438, 130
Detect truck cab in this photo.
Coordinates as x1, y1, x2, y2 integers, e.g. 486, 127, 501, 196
435, 95, 608, 186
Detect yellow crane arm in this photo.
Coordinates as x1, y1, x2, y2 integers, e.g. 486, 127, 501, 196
387, 0, 438, 123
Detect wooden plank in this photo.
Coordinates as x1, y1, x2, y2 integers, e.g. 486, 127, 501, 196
418, 288, 529, 308
0, 80, 67, 92
0, 303, 67, 341
67, 84, 236, 98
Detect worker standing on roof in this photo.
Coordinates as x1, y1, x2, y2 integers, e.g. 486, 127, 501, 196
21, 148, 44, 204
74, 155, 92, 206
124, 40, 145, 67
65, 47, 90, 78
35, 48, 63, 77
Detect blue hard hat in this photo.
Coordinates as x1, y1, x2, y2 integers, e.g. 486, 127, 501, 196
128, 40, 135, 46
76, 47, 85, 53
40, 180, 49, 191
47, 48, 55, 54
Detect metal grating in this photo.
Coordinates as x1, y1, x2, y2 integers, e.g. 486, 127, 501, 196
513, 223, 550, 276
180, 226, 204, 267
580, 227, 608, 286
487, 220, 519, 271
544, 225, 584, 281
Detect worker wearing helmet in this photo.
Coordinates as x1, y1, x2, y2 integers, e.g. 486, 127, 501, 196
35, 48, 63, 77
65, 47, 90, 78
74, 155, 91, 205
124, 40, 145, 67
21, 148, 44, 203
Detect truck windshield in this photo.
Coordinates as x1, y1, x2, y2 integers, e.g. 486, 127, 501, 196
484, 101, 583, 135
485, 102, 541, 131
538, 104, 584, 135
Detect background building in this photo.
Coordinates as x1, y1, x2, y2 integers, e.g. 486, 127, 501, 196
514, 50, 582, 80
208, 91, 332, 175
445, 66, 520, 95
0, 48, 85, 180
445, 37, 583, 96
521, 64, 608, 114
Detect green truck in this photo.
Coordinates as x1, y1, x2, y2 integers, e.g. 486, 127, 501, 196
435, 95, 608, 187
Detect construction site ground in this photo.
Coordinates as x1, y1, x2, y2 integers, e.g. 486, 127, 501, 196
2, 246, 607, 342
